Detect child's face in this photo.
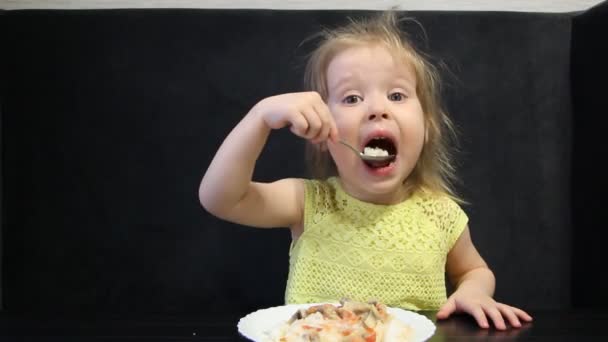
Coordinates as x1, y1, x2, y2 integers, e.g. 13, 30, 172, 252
325, 44, 426, 204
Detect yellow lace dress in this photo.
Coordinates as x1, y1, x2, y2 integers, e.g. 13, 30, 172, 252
285, 177, 468, 310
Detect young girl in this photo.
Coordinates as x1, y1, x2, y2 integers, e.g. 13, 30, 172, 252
199, 12, 532, 330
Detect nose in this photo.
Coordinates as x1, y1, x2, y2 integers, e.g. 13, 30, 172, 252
368, 112, 390, 121
367, 95, 391, 121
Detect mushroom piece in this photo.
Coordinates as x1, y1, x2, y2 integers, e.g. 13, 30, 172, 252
362, 311, 378, 328
287, 308, 307, 323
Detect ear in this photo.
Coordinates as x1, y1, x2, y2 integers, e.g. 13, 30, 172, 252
424, 126, 429, 144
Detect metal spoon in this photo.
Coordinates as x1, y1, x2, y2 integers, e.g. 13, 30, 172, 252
338, 140, 396, 162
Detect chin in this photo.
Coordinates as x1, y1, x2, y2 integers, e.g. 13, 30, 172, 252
364, 178, 406, 194
346, 174, 409, 204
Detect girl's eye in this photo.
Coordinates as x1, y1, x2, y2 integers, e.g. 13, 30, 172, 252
343, 95, 362, 104
389, 92, 406, 101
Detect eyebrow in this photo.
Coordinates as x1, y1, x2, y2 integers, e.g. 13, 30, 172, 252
394, 77, 416, 92
329, 75, 416, 95
328, 74, 358, 94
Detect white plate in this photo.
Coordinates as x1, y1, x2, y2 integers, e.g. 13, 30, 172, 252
237, 303, 436, 341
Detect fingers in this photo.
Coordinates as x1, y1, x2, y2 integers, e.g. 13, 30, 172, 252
436, 299, 456, 320
290, 108, 332, 143
476, 303, 532, 330
511, 306, 533, 322
497, 304, 522, 328
470, 306, 490, 329
484, 306, 506, 330
292, 93, 336, 143
288, 111, 310, 137
312, 101, 338, 143
310, 112, 331, 144
260, 92, 337, 142
499, 304, 533, 327
300, 107, 323, 140
440, 292, 532, 331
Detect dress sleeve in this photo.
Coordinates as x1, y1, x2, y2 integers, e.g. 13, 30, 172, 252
302, 179, 317, 232
440, 197, 469, 251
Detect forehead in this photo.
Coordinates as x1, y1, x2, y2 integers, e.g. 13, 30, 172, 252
326, 43, 416, 84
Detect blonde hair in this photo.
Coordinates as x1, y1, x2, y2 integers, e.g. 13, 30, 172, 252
303, 11, 462, 201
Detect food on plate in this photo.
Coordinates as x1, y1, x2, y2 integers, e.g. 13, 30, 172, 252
265, 299, 412, 342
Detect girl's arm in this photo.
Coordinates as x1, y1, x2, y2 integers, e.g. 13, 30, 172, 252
199, 92, 337, 229
445, 226, 495, 297
438, 226, 533, 330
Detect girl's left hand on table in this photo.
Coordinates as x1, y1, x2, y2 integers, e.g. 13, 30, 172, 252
436, 289, 533, 330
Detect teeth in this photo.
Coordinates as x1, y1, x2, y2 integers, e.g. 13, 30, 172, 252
363, 146, 389, 157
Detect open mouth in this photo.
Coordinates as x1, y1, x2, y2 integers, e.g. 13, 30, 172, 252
362, 136, 397, 169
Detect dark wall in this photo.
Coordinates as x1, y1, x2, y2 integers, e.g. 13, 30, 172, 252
0, 9, 4, 308
571, 2, 608, 308
1, 8, 578, 314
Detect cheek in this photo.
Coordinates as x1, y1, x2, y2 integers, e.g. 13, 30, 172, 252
331, 112, 358, 138
328, 140, 356, 167
413, 117, 426, 140
400, 114, 426, 148
335, 120, 353, 137
327, 141, 344, 160
408, 124, 426, 148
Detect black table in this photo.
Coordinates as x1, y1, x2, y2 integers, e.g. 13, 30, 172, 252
0, 310, 606, 341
